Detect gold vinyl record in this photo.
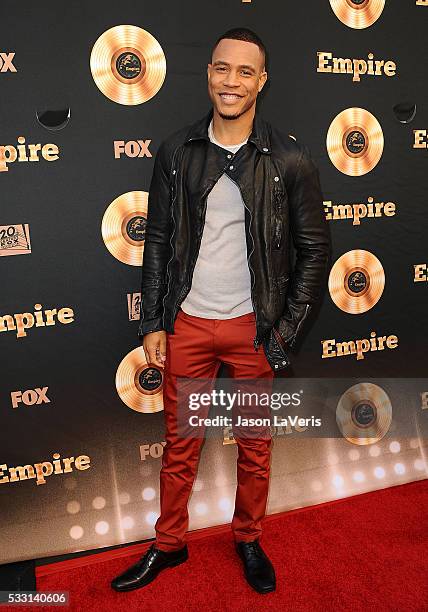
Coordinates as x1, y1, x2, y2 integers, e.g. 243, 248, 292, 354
116, 346, 164, 413
336, 382, 392, 445
101, 191, 148, 266
90, 25, 166, 105
329, 0, 385, 29
329, 250, 385, 313
327, 107, 384, 176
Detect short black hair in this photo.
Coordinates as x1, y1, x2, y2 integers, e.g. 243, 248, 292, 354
212, 27, 267, 71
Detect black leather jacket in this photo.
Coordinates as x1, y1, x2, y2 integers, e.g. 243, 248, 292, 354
138, 107, 330, 372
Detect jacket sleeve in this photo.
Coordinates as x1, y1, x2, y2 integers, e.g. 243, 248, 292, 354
137, 141, 173, 339
275, 145, 330, 348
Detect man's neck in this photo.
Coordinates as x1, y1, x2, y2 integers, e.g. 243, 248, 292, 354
211, 106, 255, 146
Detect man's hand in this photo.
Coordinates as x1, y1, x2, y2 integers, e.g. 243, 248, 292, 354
143, 331, 167, 368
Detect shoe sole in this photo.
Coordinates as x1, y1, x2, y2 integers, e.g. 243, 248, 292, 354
111, 551, 188, 592
248, 581, 276, 594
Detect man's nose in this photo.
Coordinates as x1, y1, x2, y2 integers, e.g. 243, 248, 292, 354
222, 70, 240, 87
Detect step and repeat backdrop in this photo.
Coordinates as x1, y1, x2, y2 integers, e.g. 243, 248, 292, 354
1, 0, 428, 564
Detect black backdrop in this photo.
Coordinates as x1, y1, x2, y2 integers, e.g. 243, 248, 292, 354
1, 0, 427, 564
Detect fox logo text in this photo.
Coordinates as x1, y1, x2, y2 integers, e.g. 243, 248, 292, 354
11, 387, 50, 408
0, 52, 16, 73
114, 140, 152, 159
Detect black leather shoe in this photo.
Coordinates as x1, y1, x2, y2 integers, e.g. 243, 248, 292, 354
236, 539, 276, 594
111, 543, 188, 592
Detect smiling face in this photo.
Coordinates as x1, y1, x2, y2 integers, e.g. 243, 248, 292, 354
207, 38, 267, 121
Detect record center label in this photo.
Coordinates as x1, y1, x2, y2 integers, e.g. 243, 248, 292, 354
116, 51, 143, 79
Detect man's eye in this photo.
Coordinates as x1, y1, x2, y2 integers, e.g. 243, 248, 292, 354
242, 71, 252, 76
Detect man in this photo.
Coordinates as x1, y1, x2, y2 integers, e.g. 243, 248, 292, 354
111, 27, 330, 595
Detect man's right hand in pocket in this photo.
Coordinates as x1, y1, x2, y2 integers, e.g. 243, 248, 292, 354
142, 331, 167, 368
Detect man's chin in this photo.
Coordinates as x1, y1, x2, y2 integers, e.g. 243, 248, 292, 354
217, 108, 245, 121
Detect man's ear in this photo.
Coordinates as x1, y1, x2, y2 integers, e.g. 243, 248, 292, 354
259, 71, 268, 92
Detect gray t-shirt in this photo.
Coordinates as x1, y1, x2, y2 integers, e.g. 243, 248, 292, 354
180, 121, 253, 319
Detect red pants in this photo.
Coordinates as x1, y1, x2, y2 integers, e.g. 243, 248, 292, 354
155, 307, 275, 552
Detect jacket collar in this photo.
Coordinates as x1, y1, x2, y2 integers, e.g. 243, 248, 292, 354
185, 107, 271, 154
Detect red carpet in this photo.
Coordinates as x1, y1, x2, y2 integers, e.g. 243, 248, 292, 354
27, 479, 428, 611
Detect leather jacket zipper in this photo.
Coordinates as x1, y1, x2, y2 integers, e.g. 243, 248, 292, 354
273, 188, 283, 250
162, 146, 181, 323
226, 173, 262, 352
288, 303, 311, 348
